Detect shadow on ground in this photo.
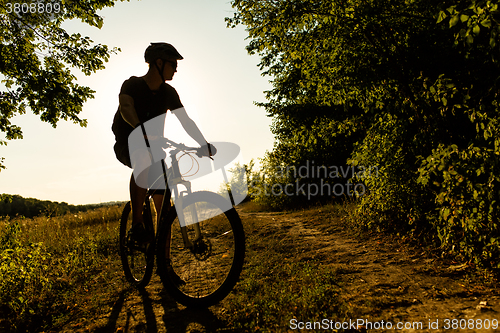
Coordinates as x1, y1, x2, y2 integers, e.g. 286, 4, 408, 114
76, 275, 228, 333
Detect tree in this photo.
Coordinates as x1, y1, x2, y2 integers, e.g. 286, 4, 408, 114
228, 0, 500, 268
0, 0, 128, 170
227, 0, 454, 206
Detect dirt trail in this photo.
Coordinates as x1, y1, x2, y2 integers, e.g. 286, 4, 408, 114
64, 205, 500, 333
278, 210, 500, 333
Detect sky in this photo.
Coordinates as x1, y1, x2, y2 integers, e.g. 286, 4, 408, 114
0, 0, 275, 205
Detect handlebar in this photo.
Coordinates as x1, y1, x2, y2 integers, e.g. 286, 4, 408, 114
162, 138, 216, 159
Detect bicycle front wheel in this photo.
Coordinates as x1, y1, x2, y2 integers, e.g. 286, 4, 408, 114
157, 191, 245, 307
119, 200, 155, 289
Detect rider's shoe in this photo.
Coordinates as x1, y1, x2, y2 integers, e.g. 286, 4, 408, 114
129, 223, 153, 245
169, 268, 186, 287
160, 261, 186, 287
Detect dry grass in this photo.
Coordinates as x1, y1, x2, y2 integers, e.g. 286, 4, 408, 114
0, 205, 125, 332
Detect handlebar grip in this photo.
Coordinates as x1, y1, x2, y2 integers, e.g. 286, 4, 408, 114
208, 143, 217, 156
196, 143, 217, 158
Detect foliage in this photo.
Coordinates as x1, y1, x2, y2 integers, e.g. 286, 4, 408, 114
417, 144, 500, 267
348, 114, 434, 235
220, 161, 254, 204
0, 205, 122, 332
247, 112, 363, 209
415, 0, 500, 267
0, 193, 122, 218
0, 232, 52, 332
0, 0, 128, 170
228, 0, 500, 269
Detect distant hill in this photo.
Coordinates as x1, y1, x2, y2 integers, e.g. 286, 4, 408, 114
0, 194, 125, 219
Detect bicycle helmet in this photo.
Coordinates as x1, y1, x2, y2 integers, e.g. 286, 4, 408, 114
144, 42, 184, 63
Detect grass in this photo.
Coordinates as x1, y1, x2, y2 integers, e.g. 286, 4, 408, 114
0, 205, 125, 333
218, 201, 354, 332
0, 200, 356, 332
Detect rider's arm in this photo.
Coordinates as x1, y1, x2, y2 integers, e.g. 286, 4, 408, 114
172, 107, 208, 147
119, 94, 140, 128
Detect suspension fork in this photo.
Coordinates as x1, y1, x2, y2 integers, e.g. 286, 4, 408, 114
179, 191, 202, 249
173, 183, 202, 249
166, 150, 202, 249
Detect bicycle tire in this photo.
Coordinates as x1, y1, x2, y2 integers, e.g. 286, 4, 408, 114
157, 191, 245, 307
119, 200, 156, 289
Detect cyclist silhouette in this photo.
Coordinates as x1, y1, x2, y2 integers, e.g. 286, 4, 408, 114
112, 42, 214, 244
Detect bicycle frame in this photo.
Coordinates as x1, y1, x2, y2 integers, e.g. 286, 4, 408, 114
154, 144, 202, 250
121, 135, 246, 303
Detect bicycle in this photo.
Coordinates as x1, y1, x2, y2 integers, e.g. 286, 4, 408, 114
119, 138, 245, 308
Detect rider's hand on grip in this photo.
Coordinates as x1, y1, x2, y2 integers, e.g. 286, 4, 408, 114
197, 143, 217, 158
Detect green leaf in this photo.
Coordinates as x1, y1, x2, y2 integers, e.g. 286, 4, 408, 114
0, 2, 118, 160
490, 36, 496, 48
481, 19, 492, 28
450, 14, 460, 27
443, 208, 450, 220
473, 25, 480, 35
437, 11, 447, 23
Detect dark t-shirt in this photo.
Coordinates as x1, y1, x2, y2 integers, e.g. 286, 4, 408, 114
112, 76, 183, 144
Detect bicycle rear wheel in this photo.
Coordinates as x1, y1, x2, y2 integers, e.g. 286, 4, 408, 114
157, 191, 245, 307
119, 199, 156, 289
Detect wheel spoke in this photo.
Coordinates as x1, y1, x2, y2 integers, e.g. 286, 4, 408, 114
157, 191, 245, 307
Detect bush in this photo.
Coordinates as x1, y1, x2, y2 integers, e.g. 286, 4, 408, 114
347, 114, 434, 235
418, 143, 500, 268
0, 221, 53, 332
0, 206, 122, 332
249, 115, 360, 210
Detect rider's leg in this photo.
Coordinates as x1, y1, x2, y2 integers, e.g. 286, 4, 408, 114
152, 193, 165, 218
152, 195, 172, 260
129, 149, 152, 227
130, 173, 147, 226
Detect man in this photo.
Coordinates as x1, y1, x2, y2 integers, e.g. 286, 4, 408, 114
112, 42, 213, 242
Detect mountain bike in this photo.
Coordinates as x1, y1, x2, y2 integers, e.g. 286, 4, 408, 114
119, 139, 245, 307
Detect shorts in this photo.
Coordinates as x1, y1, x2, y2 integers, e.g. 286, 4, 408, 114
114, 141, 132, 168
114, 141, 169, 196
